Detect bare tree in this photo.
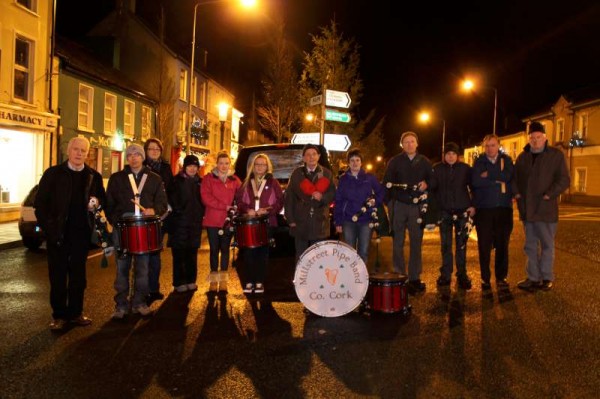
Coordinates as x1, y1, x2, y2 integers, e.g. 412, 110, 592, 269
257, 20, 300, 143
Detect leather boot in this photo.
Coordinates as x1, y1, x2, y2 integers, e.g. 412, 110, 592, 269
208, 272, 219, 292
218, 271, 229, 293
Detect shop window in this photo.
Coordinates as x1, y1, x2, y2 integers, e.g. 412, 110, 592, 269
14, 36, 33, 102
78, 84, 94, 130
141, 106, 151, 141
179, 69, 187, 101
575, 168, 587, 193
124, 100, 135, 138
104, 93, 117, 135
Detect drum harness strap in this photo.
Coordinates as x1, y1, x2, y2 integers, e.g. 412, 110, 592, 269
250, 178, 267, 211
128, 173, 148, 216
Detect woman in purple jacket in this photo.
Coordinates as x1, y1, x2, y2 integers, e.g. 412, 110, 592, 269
235, 154, 284, 294
334, 149, 385, 265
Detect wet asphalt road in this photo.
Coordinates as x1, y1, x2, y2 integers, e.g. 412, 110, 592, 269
1, 204, 600, 398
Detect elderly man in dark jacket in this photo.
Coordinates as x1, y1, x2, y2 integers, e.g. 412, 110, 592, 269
35, 137, 106, 330
284, 144, 336, 261
432, 142, 475, 290
513, 122, 570, 291
106, 143, 168, 319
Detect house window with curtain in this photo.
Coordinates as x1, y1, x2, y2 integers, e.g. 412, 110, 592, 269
141, 106, 151, 141
78, 84, 94, 130
179, 69, 187, 101
104, 93, 117, 135
14, 36, 33, 102
579, 114, 588, 139
124, 100, 135, 138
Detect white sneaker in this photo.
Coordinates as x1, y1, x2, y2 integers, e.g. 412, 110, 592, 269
243, 283, 254, 294
175, 284, 188, 293
132, 305, 152, 316
111, 308, 127, 320
187, 283, 198, 291
254, 283, 264, 294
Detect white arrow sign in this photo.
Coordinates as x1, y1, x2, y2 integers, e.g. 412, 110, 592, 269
291, 133, 351, 152
309, 95, 322, 106
325, 89, 351, 108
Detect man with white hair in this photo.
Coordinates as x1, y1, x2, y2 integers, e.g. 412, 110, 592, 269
513, 122, 570, 291
105, 143, 168, 319
35, 137, 106, 330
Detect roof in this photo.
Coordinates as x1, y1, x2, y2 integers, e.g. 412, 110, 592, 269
55, 36, 158, 103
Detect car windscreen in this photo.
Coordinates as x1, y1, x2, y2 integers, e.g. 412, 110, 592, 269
245, 149, 305, 180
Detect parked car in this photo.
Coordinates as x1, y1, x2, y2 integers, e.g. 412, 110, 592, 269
233, 143, 335, 257
18, 185, 45, 250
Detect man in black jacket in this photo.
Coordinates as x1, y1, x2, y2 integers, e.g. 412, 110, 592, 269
383, 131, 433, 294
431, 142, 475, 290
35, 137, 106, 330
513, 122, 570, 291
143, 138, 173, 304
106, 143, 168, 319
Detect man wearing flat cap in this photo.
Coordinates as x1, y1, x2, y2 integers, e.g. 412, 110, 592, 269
513, 122, 570, 292
105, 143, 168, 319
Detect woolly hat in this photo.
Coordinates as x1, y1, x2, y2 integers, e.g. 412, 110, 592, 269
125, 143, 145, 160
183, 155, 200, 168
444, 142, 460, 155
529, 122, 545, 134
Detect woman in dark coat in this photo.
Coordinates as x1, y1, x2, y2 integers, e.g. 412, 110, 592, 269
167, 155, 205, 292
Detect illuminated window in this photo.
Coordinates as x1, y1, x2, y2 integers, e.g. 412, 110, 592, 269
14, 36, 33, 102
555, 119, 564, 143
179, 69, 187, 101
124, 100, 135, 138
575, 167, 587, 193
104, 93, 117, 134
178, 110, 187, 133
199, 81, 206, 109
579, 114, 588, 139
141, 106, 151, 141
191, 76, 198, 106
78, 84, 94, 130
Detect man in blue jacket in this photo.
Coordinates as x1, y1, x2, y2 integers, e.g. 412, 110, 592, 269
471, 134, 514, 290
513, 122, 570, 291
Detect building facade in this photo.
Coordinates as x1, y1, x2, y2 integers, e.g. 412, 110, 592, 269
0, 0, 59, 221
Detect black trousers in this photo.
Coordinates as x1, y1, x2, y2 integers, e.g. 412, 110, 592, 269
242, 245, 269, 284
46, 231, 90, 320
171, 247, 199, 287
475, 207, 513, 283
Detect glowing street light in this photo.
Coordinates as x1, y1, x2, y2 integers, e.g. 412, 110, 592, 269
187, 0, 258, 153
460, 78, 498, 135
418, 111, 446, 160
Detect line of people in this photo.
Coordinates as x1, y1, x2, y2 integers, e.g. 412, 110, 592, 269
36, 123, 569, 330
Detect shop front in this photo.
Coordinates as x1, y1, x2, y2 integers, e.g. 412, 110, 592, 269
0, 104, 58, 222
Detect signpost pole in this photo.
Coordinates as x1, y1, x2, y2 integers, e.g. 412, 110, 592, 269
320, 84, 326, 145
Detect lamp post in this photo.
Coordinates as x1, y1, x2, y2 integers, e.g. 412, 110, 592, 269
186, 0, 257, 154
461, 79, 498, 135
418, 111, 446, 160
218, 102, 229, 150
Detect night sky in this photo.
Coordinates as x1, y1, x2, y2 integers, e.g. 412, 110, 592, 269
57, 0, 600, 159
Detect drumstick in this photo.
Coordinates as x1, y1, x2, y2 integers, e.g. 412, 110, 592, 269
130, 199, 147, 212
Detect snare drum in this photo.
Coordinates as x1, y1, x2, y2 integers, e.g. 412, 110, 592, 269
294, 240, 369, 317
367, 272, 410, 315
116, 215, 162, 255
235, 215, 269, 248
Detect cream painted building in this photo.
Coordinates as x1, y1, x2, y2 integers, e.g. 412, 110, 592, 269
0, 0, 59, 221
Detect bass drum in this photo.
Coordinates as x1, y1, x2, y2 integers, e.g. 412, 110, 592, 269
293, 240, 369, 317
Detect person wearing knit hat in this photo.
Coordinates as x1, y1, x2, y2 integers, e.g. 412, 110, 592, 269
105, 143, 168, 319
167, 154, 205, 293
142, 138, 174, 306
432, 141, 475, 290
514, 121, 569, 292
383, 130, 433, 294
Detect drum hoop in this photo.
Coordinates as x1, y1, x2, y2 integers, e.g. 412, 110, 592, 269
236, 215, 269, 224
369, 273, 407, 283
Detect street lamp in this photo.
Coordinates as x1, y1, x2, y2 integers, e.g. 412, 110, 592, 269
218, 102, 230, 150
418, 111, 446, 160
186, 0, 258, 154
461, 78, 498, 135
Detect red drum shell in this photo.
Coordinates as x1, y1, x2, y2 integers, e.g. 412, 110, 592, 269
368, 273, 409, 314
235, 215, 269, 248
116, 215, 162, 255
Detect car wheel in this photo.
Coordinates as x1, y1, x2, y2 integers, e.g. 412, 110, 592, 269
22, 237, 42, 250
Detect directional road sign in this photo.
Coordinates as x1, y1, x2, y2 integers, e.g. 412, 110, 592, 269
291, 133, 352, 152
309, 95, 322, 106
325, 108, 351, 123
325, 89, 351, 108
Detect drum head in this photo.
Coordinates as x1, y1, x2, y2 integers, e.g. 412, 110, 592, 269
235, 214, 269, 224
117, 215, 161, 225
369, 272, 407, 283
294, 240, 369, 317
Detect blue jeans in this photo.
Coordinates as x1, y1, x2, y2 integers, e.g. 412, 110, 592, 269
342, 221, 372, 264
206, 227, 233, 272
524, 221, 557, 281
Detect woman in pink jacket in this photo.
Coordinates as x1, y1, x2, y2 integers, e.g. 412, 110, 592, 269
201, 151, 241, 293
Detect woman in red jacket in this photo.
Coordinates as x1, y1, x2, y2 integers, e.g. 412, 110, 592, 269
201, 151, 241, 293
235, 154, 284, 294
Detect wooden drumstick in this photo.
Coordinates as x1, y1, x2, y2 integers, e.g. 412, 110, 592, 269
130, 199, 147, 212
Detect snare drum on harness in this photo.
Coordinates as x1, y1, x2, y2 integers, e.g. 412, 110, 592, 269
235, 214, 269, 248
293, 240, 369, 317
115, 215, 162, 255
